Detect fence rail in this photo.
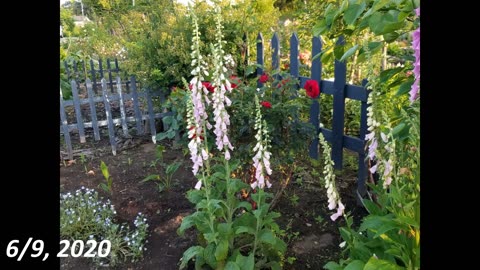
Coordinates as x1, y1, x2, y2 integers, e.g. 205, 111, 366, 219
60, 76, 170, 160
255, 32, 369, 198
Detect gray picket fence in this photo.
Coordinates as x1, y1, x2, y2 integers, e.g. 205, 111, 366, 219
60, 76, 171, 160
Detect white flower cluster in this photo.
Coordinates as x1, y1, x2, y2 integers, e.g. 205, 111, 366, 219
251, 95, 272, 189
187, 13, 212, 182
318, 133, 344, 221
60, 186, 116, 229
211, 7, 234, 160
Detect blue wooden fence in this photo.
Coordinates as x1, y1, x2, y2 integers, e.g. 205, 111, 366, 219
256, 33, 369, 197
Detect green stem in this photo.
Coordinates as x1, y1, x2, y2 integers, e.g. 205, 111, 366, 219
252, 187, 263, 258
224, 157, 235, 249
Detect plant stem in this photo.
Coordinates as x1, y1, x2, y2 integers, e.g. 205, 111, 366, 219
223, 158, 235, 249
252, 187, 263, 259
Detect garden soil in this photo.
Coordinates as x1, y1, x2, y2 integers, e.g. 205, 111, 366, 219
60, 133, 366, 270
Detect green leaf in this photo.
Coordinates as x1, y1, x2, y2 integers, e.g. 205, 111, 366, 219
345, 260, 366, 270
379, 67, 403, 83
229, 179, 249, 193
186, 189, 204, 204
274, 237, 287, 253
383, 31, 399, 43
259, 230, 277, 246
235, 225, 255, 235
166, 130, 176, 139
340, 45, 359, 62
362, 199, 382, 215
245, 253, 255, 270
339, 227, 352, 242
313, 20, 328, 36
395, 215, 419, 228
218, 222, 233, 236
156, 131, 170, 141
141, 174, 160, 183
360, 214, 395, 232
233, 212, 256, 228
100, 161, 109, 180
234, 201, 253, 212
162, 115, 173, 125
177, 213, 196, 236
395, 79, 414, 96
236, 253, 254, 270
364, 257, 405, 270
357, 41, 383, 62
362, 0, 391, 19
204, 244, 218, 269
214, 239, 229, 261
246, 65, 256, 76
334, 43, 345, 60
204, 232, 218, 243
166, 162, 182, 175
392, 123, 407, 136
344, 3, 367, 25
179, 246, 204, 269
373, 223, 398, 238
324, 261, 343, 270
225, 261, 241, 270
324, 4, 336, 25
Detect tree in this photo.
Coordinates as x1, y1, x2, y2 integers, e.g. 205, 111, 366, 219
60, 7, 75, 37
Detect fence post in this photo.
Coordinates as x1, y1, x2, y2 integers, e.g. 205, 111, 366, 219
107, 59, 114, 93
271, 33, 280, 80
114, 58, 120, 72
101, 79, 117, 155
86, 79, 101, 141
308, 36, 322, 159
90, 59, 98, 94
289, 33, 299, 81
60, 88, 73, 160
256, 33, 264, 88
99, 59, 104, 79
331, 36, 347, 169
130, 76, 144, 135
116, 76, 129, 137
71, 79, 86, 143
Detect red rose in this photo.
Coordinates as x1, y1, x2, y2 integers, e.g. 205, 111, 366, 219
202, 81, 215, 93
259, 73, 269, 84
260, 101, 272, 108
230, 76, 241, 89
304, 79, 320, 98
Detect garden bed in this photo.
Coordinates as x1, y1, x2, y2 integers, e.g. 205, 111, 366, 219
60, 134, 366, 269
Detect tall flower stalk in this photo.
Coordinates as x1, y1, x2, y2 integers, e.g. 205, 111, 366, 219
183, 11, 218, 248
318, 132, 344, 221
251, 94, 273, 257
210, 8, 237, 231
188, 12, 211, 185
410, 8, 420, 103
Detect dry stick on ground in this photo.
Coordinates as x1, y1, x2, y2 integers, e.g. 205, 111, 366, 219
269, 163, 295, 210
